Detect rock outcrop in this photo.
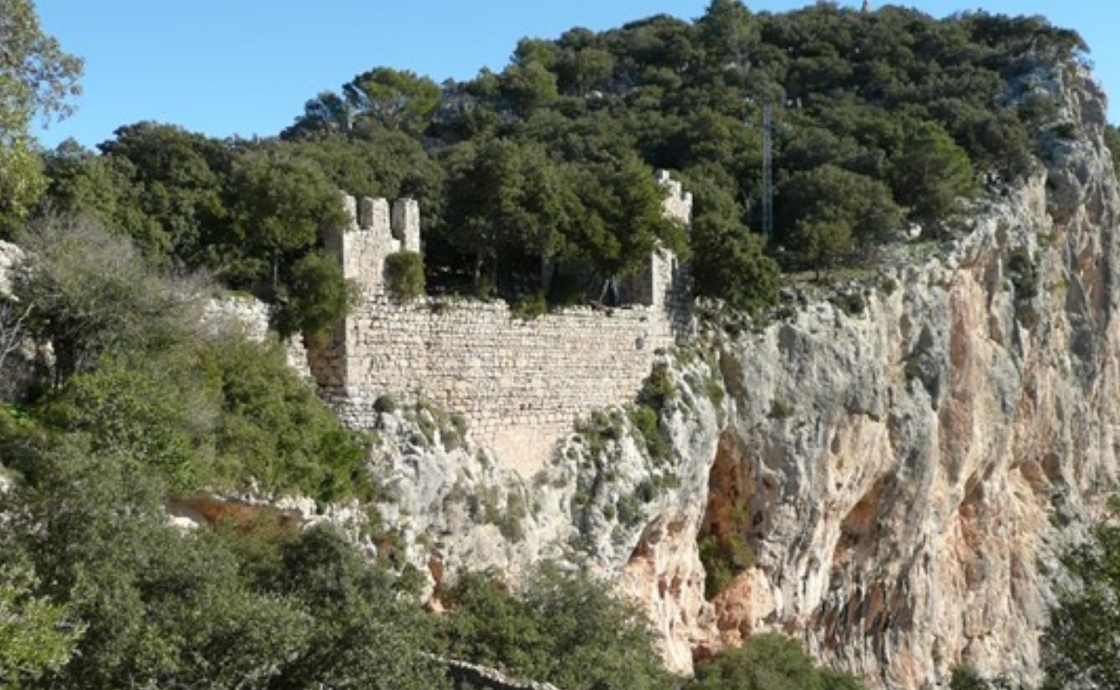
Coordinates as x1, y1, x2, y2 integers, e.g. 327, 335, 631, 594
358, 63, 1120, 689
698, 64, 1119, 689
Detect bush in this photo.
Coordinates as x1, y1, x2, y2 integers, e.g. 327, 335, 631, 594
690, 633, 866, 690
1041, 496, 1120, 690
276, 250, 354, 338
689, 636, 864, 690
699, 531, 756, 599
45, 355, 204, 490
194, 335, 371, 502
0, 445, 446, 690
638, 364, 674, 410
385, 251, 425, 301
13, 214, 196, 386
628, 404, 669, 460
511, 292, 547, 319
769, 399, 794, 419
443, 565, 670, 690
1007, 247, 1038, 301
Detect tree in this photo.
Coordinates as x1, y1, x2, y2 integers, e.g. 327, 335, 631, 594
685, 169, 778, 315
777, 164, 903, 271
567, 152, 685, 279
499, 61, 560, 116
1041, 499, 1120, 690
0, 567, 83, 688
12, 213, 195, 385
444, 565, 671, 690
554, 28, 616, 96
282, 91, 356, 139
791, 219, 854, 279
225, 146, 347, 292
891, 122, 977, 228
96, 122, 231, 262
40, 139, 139, 231
695, 0, 758, 69
443, 137, 577, 292
266, 526, 450, 690
690, 633, 865, 690
342, 67, 441, 135
0, 0, 82, 236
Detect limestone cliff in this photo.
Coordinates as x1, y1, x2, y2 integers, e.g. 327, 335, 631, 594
359, 63, 1120, 689
694, 64, 1120, 689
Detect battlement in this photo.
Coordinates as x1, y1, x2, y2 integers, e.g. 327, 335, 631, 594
656, 169, 693, 227
324, 194, 420, 294
306, 171, 696, 474
327, 171, 690, 309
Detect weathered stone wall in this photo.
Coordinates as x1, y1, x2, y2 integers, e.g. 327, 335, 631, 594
312, 172, 694, 472
321, 296, 690, 471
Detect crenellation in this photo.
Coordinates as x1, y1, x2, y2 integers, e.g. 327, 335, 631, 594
309, 172, 696, 473
391, 198, 421, 252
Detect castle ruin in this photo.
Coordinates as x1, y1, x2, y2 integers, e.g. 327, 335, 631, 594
307, 171, 694, 474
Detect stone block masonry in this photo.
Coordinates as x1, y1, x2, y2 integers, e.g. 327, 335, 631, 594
309, 173, 694, 474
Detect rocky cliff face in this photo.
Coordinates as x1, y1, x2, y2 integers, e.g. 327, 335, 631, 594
702, 65, 1119, 689
365, 64, 1120, 689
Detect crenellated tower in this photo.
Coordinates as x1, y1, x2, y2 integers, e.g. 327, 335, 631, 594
324, 194, 421, 295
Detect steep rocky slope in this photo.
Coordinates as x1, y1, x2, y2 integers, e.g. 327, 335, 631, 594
361, 63, 1120, 689
703, 64, 1119, 689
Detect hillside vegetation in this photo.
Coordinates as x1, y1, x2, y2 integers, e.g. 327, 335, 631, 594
24, 1, 1093, 324
1, 0, 1117, 688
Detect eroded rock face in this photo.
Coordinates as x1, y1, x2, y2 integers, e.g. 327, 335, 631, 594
363, 353, 723, 679
684, 67, 1120, 688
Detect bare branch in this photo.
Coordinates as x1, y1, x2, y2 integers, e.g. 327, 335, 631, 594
0, 298, 32, 374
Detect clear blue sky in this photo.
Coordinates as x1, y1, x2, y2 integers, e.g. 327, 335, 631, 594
32, 1, 1120, 149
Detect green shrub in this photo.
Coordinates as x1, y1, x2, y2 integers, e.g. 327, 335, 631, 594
276, 250, 354, 338
443, 565, 670, 690
627, 405, 669, 461
13, 214, 192, 386
45, 355, 203, 489
638, 364, 674, 411
511, 292, 547, 319
705, 377, 726, 407
616, 494, 644, 527
698, 531, 756, 599
194, 335, 372, 502
1007, 246, 1039, 301
769, 399, 794, 419
385, 251, 425, 301
831, 291, 866, 316
691, 633, 867, 690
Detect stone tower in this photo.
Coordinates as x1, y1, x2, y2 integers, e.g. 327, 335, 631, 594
619, 170, 693, 308
323, 194, 421, 295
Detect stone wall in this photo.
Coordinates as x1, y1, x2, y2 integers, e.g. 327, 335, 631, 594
311, 172, 694, 473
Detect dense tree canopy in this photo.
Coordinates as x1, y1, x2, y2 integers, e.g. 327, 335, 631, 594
35, 1, 1084, 318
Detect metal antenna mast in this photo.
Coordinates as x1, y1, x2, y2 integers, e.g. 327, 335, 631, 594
762, 102, 774, 244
